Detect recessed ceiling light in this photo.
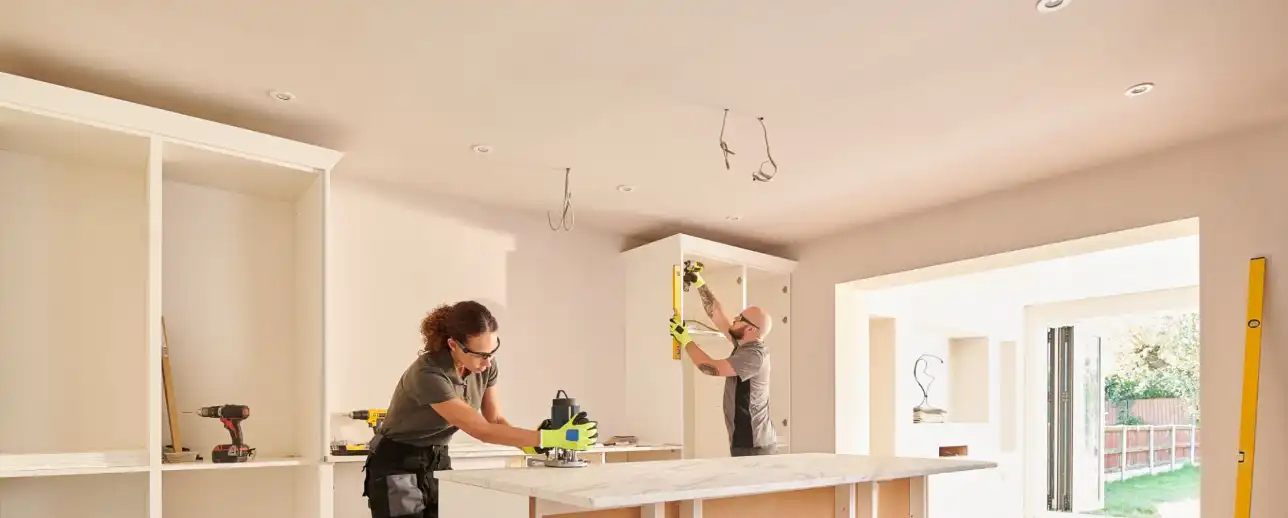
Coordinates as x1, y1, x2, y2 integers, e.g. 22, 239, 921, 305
1124, 83, 1155, 97
268, 90, 296, 102
471, 144, 493, 155
616, 185, 635, 193
1036, 0, 1070, 12
726, 215, 742, 222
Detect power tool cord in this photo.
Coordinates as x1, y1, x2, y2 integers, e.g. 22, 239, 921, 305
913, 354, 944, 407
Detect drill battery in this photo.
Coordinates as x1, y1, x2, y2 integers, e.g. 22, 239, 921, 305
212, 443, 255, 463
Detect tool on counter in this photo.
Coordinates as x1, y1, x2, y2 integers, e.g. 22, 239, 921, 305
528, 390, 591, 468
189, 404, 255, 463
603, 436, 637, 447
160, 317, 199, 463
1234, 257, 1266, 518
329, 409, 388, 456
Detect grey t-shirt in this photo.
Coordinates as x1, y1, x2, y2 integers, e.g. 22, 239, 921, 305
723, 340, 776, 449
377, 350, 499, 446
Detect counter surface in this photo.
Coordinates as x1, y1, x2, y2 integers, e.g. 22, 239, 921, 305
434, 452, 996, 509
326, 443, 681, 463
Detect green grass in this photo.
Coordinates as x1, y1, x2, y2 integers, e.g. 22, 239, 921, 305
1095, 464, 1200, 517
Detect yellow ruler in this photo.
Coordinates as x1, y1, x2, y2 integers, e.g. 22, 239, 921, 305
1235, 256, 1266, 518
672, 265, 683, 360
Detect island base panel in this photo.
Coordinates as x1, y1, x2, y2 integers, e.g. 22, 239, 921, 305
530, 480, 927, 518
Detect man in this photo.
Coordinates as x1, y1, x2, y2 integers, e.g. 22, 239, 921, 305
668, 265, 777, 457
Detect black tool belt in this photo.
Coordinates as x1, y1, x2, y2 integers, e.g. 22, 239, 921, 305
363, 435, 452, 518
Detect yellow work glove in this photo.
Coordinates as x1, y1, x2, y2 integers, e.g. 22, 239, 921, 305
683, 261, 706, 290
521, 419, 554, 455
538, 412, 599, 451
669, 315, 692, 346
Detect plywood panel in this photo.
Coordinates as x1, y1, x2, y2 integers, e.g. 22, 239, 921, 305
877, 478, 909, 518
539, 502, 680, 518
704, 487, 835, 518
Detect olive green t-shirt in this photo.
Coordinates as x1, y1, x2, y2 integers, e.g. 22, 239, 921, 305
376, 350, 499, 446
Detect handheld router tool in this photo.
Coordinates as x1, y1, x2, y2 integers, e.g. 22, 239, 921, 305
191, 404, 255, 463
532, 390, 589, 468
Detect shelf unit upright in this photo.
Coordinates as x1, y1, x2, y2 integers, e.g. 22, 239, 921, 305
620, 234, 796, 459
0, 73, 342, 518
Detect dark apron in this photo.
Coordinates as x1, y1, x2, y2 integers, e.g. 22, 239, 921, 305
363, 434, 453, 518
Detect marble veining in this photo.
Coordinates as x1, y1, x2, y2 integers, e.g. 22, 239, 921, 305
434, 453, 997, 509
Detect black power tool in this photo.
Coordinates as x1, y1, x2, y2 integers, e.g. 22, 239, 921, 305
194, 404, 256, 463
537, 390, 589, 468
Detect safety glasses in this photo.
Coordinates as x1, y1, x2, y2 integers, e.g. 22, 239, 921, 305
454, 337, 501, 359
734, 314, 759, 330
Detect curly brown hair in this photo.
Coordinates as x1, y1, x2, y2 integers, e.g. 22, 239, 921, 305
420, 301, 499, 353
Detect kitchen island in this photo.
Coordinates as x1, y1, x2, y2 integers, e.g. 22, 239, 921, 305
435, 452, 996, 518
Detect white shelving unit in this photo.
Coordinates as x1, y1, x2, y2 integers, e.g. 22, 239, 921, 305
0, 73, 341, 518
621, 235, 796, 459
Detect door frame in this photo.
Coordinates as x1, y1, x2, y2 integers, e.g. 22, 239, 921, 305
1022, 286, 1198, 518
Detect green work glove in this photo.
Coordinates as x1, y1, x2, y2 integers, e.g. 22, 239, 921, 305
538, 412, 599, 451
521, 419, 554, 455
669, 315, 692, 345
683, 261, 706, 290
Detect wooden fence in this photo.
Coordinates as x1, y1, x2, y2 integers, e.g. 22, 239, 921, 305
1104, 425, 1200, 479
1106, 398, 1195, 426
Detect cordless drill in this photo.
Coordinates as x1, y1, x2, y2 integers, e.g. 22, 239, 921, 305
349, 409, 387, 431
329, 409, 388, 456
195, 404, 255, 463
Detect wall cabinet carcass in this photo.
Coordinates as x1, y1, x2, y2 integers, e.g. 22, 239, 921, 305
619, 234, 796, 458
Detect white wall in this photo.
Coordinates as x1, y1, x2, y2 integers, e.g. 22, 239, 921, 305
162, 180, 300, 457
0, 150, 148, 454
866, 235, 1199, 338
326, 176, 629, 443
792, 120, 1288, 517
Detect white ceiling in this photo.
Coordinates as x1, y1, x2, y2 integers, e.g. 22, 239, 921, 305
3, 1, 1287, 248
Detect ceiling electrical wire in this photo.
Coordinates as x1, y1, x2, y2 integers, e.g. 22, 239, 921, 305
719, 108, 736, 170
750, 116, 777, 182
547, 167, 574, 232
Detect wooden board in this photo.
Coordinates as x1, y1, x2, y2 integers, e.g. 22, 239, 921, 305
161, 316, 184, 455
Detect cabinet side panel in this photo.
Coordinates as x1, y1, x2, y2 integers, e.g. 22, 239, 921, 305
622, 238, 684, 446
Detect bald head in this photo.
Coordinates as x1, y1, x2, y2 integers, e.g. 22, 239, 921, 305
733, 305, 773, 342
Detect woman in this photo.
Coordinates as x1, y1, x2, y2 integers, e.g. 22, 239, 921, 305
363, 300, 598, 518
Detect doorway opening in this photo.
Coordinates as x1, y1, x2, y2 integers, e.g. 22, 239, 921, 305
1050, 309, 1201, 518
837, 218, 1199, 518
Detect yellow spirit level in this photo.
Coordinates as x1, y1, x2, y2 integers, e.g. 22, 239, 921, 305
672, 265, 682, 360
1235, 256, 1266, 518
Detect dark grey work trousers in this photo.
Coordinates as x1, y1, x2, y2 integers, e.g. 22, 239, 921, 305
363, 437, 452, 518
730, 444, 778, 457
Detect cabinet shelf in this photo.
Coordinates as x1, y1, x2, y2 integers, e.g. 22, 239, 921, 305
161, 457, 308, 472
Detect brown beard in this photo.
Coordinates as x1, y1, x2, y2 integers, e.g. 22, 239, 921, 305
730, 327, 745, 340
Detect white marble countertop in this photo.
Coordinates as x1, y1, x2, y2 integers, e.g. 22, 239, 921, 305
434, 453, 997, 509
327, 443, 681, 463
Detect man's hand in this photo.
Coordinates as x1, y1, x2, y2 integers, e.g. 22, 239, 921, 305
669, 315, 693, 345
683, 261, 706, 291
538, 412, 599, 451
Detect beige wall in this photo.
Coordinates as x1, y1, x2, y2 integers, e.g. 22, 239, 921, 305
327, 176, 631, 439
791, 120, 1288, 517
